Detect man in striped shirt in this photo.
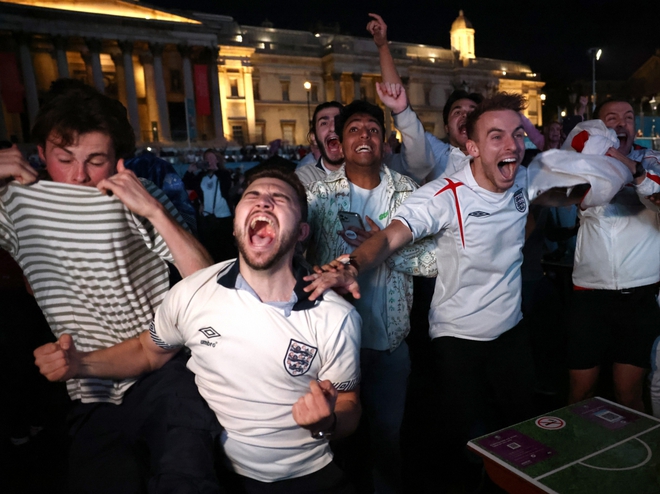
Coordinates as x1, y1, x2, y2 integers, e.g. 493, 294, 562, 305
0, 80, 219, 493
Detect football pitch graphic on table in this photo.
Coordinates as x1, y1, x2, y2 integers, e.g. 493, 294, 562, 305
468, 397, 660, 493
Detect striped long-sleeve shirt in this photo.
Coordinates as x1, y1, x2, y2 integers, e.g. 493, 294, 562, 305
0, 179, 183, 404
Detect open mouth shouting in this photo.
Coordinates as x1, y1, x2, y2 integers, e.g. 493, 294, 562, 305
457, 121, 467, 138
617, 132, 628, 149
497, 157, 518, 182
322, 134, 343, 164
248, 214, 277, 248
355, 144, 373, 154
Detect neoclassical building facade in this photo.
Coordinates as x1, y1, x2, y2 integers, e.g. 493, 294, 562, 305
0, 1, 545, 147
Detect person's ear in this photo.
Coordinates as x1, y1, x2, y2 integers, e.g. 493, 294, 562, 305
298, 222, 310, 243
466, 139, 479, 158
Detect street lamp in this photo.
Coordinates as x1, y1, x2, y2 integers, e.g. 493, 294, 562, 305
304, 81, 312, 128
588, 48, 602, 112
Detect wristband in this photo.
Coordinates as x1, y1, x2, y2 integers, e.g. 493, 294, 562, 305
311, 412, 337, 439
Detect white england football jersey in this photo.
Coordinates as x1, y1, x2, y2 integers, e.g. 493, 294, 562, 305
152, 260, 361, 482
394, 164, 529, 341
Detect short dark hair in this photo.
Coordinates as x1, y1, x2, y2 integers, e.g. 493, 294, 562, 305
335, 100, 385, 142
311, 101, 343, 133
244, 167, 308, 222
593, 97, 633, 120
32, 78, 135, 159
442, 90, 484, 125
465, 92, 526, 140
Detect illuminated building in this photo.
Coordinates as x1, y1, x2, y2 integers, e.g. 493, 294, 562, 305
0, 1, 545, 147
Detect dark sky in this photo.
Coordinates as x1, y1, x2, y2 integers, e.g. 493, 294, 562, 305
146, 0, 657, 91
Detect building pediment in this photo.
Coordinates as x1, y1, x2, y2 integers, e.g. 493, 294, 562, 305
0, 0, 200, 24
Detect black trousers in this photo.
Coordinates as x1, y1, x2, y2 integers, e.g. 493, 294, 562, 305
224, 462, 355, 494
67, 353, 222, 494
430, 322, 535, 481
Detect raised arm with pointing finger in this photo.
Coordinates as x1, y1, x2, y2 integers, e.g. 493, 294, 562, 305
368, 13, 440, 183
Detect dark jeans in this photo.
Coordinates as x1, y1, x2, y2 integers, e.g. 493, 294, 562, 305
67, 353, 222, 494
225, 462, 355, 494
431, 322, 535, 483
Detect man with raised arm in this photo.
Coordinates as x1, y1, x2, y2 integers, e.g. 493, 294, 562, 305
306, 97, 436, 493
367, 13, 482, 183
35, 168, 362, 494
0, 80, 217, 493
296, 20, 433, 187
305, 92, 634, 488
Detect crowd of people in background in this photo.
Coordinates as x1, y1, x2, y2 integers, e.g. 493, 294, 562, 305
3, 12, 660, 494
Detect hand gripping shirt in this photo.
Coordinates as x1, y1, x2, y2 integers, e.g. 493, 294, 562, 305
0, 180, 182, 404
151, 259, 361, 482
573, 147, 660, 289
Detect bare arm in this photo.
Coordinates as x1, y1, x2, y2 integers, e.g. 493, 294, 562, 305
97, 161, 213, 277
304, 219, 413, 300
367, 13, 403, 86
520, 114, 545, 150
34, 331, 178, 382
292, 380, 361, 440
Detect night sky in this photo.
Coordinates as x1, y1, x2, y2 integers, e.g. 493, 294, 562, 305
146, 0, 658, 92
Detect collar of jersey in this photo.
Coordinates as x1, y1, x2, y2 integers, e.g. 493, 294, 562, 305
217, 257, 321, 311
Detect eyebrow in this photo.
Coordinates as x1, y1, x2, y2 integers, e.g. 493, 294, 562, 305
347, 116, 380, 126
485, 125, 524, 136
53, 146, 110, 161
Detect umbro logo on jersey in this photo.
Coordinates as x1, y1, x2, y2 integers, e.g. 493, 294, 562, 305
513, 188, 527, 213
199, 327, 221, 348
284, 339, 318, 377
468, 211, 490, 218
199, 327, 221, 338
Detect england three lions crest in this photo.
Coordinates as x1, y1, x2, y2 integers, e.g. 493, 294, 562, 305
284, 339, 318, 377
513, 188, 527, 213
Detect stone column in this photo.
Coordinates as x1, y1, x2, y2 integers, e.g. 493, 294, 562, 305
149, 43, 171, 142
110, 53, 128, 109
351, 72, 362, 101
86, 38, 105, 93
52, 35, 69, 78
242, 61, 255, 144
118, 40, 141, 141
139, 51, 160, 142
17, 33, 39, 128
208, 48, 224, 143
332, 72, 342, 103
178, 44, 197, 141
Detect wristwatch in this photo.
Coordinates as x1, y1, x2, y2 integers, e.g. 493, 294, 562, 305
311, 412, 337, 440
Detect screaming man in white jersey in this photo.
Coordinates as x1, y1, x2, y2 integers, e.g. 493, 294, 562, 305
35, 168, 362, 493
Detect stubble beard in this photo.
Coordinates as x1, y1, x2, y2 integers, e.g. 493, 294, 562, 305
235, 225, 299, 271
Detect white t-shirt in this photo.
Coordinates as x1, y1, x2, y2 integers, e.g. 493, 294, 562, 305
152, 260, 361, 482
573, 148, 660, 289
200, 174, 231, 218
348, 177, 390, 350
394, 164, 529, 341
394, 148, 631, 340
